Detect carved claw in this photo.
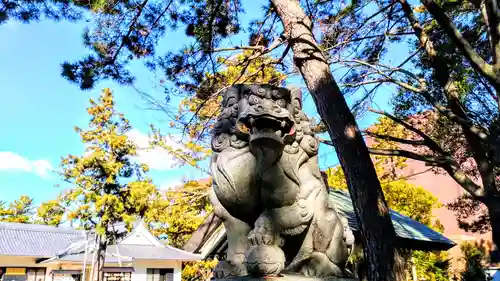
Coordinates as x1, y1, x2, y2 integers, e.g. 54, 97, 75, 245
213, 260, 247, 279
248, 228, 274, 246
299, 252, 344, 278
248, 225, 284, 247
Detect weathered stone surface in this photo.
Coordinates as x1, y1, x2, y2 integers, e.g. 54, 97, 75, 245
211, 274, 358, 281
209, 84, 354, 279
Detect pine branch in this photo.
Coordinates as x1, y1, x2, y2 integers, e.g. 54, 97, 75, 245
367, 147, 449, 164
367, 108, 446, 154
109, 0, 149, 64
421, 0, 500, 89
362, 130, 427, 146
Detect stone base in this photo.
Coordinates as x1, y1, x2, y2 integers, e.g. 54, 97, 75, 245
211, 274, 358, 281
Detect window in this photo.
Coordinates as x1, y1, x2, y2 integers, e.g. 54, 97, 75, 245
146, 269, 173, 281
0, 268, 45, 281
27, 268, 45, 281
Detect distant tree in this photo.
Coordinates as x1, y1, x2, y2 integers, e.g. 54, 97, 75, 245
36, 199, 65, 226
0, 195, 34, 223
458, 242, 491, 281
59, 88, 158, 281
145, 179, 215, 281
145, 179, 212, 248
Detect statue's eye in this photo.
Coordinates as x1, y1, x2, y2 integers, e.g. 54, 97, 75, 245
276, 99, 286, 107
249, 95, 261, 105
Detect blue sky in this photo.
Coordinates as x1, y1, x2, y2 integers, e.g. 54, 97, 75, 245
0, 2, 403, 207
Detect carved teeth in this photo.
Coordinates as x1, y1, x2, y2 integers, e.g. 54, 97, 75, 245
281, 121, 286, 128
276, 130, 282, 137
250, 118, 255, 125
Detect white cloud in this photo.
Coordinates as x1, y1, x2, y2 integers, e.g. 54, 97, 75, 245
0, 151, 53, 179
126, 129, 183, 171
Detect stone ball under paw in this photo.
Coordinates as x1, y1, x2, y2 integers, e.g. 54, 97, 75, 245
244, 245, 286, 277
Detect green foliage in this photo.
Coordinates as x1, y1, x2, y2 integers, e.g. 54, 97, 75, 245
148, 50, 287, 170
145, 179, 212, 248
36, 199, 65, 226
144, 179, 213, 281
0, 0, 81, 24
181, 259, 218, 281
60, 0, 244, 90
0, 195, 34, 223
59, 88, 158, 240
413, 251, 450, 281
326, 164, 443, 231
458, 242, 491, 281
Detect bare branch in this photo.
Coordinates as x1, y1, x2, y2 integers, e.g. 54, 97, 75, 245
336, 59, 427, 93
363, 130, 428, 146
367, 147, 449, 164
368, 108, 446, 154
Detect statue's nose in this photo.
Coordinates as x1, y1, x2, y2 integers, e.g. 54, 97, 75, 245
261, 99, 274, 112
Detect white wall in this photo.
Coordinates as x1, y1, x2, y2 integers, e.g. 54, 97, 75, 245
131, 260, 182, 281
0, 257, 183, 281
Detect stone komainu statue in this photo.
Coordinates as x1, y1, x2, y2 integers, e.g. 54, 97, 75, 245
210, 85, 354, 278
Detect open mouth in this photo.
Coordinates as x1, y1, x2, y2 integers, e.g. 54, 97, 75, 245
238, 115, 295, 140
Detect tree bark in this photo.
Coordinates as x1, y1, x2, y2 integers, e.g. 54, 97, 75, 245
486, 200, 500, 248
270, 1, 402, 281
95, 235, 107, 281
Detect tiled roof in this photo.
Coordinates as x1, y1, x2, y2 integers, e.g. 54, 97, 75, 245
0, 222, 84, 257
329, 189, 455, 249
54, 244, 201, 262
50, 220, 201, 262
0, 220, 201, 261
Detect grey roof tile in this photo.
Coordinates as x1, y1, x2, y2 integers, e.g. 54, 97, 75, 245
55, 244, 201, 262
329, 189, 455, 247
0, 222, 84, 257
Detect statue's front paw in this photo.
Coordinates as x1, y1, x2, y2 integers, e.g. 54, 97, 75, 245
213, 260, 247, 279
299, 252, 344, 278
248, 227, 283, 246
248, 227, 273, 246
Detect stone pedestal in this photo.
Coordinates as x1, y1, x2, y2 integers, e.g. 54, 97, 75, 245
211, 274, 358, 281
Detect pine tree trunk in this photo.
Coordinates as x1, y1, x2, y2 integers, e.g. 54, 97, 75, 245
269, 1, 402, 280
95, 236, 107, 281
487, 202, 500, 249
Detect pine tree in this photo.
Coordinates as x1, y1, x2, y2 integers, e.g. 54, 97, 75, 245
59, 88, 158, 281
0, 195, 34, 223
